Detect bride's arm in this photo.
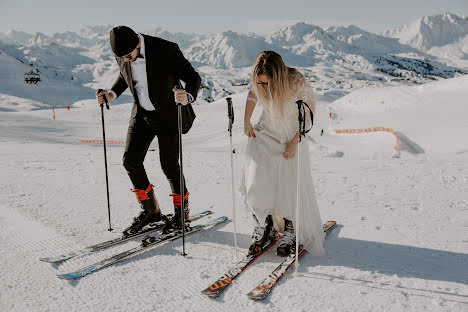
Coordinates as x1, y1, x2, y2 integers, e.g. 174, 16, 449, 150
244, 89, 258, 138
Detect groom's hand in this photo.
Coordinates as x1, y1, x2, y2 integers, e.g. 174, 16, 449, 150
173, 88, 189, 105
96, 90, 114, 105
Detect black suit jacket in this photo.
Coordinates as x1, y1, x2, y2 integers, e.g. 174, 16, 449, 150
111, 35, 201, 132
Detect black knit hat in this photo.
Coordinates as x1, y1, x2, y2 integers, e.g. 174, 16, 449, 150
109, 26, 139, 57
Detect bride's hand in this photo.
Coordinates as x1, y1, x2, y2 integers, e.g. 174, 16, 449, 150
283, 137, 299, 159
244, 122, 256, 138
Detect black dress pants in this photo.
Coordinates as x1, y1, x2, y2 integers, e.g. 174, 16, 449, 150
122, 109, 187, 195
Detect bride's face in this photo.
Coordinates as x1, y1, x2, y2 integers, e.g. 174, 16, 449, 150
257, 74, 269, 87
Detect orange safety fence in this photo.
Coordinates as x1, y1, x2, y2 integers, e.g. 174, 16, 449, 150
80, 140, 126, 145
334, 127, 400, 151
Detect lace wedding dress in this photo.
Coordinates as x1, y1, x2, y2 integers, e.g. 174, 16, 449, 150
240, 72, 325, 257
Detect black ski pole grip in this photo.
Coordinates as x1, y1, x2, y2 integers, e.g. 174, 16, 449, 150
296, 100, 304, 123
97, 89, 110, 110
227, 97, 234, 125
296, 100, 304, 142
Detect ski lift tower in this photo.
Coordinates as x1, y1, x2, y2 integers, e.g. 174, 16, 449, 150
24, 63, 41, 84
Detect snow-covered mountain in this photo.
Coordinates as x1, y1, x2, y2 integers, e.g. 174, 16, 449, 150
0, 29, 34, 45
143, 27, 206, 51
383, 13, 468, 67
184, 31, 315, 68
267, 23, 348, 55
327, 25, 417, 55
185, 31, 269, 68
383, 13, 468, 50
183, 23, 463, 77
78, 25, 113, 42
0, 14, 467, 111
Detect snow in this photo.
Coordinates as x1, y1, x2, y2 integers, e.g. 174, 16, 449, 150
1, 13, 468, 312
0, 73, 467, 311
329, 75, 468, 156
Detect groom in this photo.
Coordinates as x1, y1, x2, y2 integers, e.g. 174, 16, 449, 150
96, 26, 201, 236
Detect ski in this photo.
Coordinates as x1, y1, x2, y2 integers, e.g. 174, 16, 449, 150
40, 210, 212, 263
247, 220, 337, 300
201, 234, 279, 298
57, 216, 227, 280
202, 221, 337, 298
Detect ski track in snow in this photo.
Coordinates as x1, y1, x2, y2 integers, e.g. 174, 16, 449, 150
0, 85, 468, 311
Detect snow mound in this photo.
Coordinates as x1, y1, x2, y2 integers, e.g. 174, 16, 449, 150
329, 75, 468, 155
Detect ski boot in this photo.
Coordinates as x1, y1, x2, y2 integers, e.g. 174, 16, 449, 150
248, 215, 275, 255
162, 191, 190, 233
277, 218, 301, 256
122, 184, 163, 237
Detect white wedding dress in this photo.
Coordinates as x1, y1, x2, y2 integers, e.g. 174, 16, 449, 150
240, 72, 325, 257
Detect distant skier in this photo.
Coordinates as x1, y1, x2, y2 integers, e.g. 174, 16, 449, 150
321, 129, 324, 136
96, 26, 201, 236
240, 51, 325, 257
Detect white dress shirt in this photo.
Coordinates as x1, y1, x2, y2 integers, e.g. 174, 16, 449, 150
130, 33, 154, 111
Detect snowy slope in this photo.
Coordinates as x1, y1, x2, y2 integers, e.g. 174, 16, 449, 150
0, 74, 467, 311
329, 74, 468, 156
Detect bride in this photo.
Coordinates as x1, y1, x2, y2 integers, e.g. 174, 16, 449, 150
240, 51, 325, 257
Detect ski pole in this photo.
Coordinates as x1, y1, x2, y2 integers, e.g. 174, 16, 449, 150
97, 89, 113, 232
226, 97, 238, 259
175, 82, 187, 256
295, 100, 305, 274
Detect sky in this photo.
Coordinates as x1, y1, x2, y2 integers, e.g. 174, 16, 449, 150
0, 0, 467, 35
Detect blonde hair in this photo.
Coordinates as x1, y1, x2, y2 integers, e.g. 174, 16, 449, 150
251, 51, 295, 118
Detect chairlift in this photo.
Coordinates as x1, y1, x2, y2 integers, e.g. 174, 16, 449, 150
24, 64, 41, 84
